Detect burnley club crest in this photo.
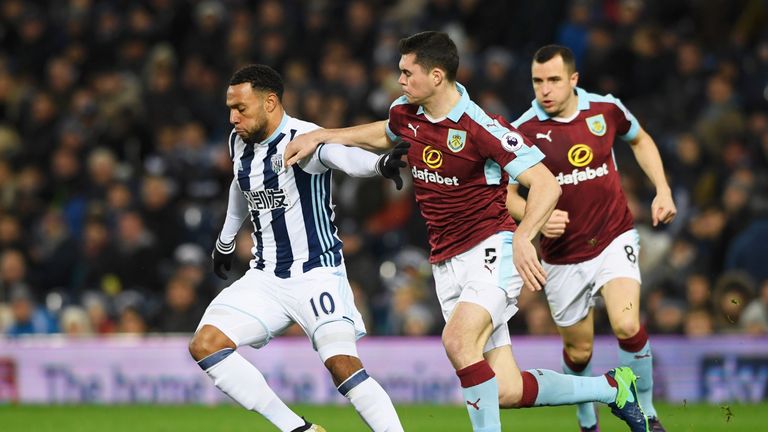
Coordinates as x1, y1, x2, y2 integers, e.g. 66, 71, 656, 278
447, 129, 466, 153
586, 114, 607, 137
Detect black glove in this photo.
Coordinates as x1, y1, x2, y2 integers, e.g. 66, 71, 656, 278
376, 141, 410, 190
212, 238, 235, 280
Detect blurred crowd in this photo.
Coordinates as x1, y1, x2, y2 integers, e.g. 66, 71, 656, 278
0, 0, 767, 339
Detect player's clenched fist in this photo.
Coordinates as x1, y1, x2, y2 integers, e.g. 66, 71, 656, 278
376, 141, 410, 190
212, 238, 235, 280
541, 209, 569, 238
651, 191, 677, 227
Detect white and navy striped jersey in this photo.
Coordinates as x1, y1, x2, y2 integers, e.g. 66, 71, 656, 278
221, 114, 344, 278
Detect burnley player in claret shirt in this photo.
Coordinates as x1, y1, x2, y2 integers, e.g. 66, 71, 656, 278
286, 32, 653, 432
508, 45, 676, 432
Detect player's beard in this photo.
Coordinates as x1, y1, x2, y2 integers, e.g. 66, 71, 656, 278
240, 123, 268, 144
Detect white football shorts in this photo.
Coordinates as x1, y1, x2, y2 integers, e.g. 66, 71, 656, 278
543, 229, 641, 327
433, 231, 522, 353
196, 265, 366, 351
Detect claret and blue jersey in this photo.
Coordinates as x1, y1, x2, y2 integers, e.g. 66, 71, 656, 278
386, 83, 545, 263
227, 114, 343, 278
512, 87, 640, 264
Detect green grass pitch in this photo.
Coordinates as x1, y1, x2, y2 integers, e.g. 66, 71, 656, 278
1, 403, 764, 431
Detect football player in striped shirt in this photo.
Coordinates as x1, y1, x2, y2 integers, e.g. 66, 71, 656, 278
188, 64, 406, 432
508, 45, 676, 432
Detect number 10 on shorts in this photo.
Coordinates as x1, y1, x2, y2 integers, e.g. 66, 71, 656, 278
310, 292, 336, 318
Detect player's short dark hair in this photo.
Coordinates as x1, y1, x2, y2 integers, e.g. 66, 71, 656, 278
533, 45, 576, 74
229, 64, 284, 101
398, 31, 459, 82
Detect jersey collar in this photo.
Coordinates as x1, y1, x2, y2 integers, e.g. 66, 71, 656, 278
258, 112, 290, 145
416, 82, 470, 123
532, 87, 589, 121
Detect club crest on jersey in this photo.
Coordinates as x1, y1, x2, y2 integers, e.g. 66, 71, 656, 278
586, 114, 607, 136
447, 129, 466, 153
500, 131, 524, 153
270, 153, 283, 174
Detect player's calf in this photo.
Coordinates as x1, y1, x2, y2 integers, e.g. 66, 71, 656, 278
496, 373, 523, 408
191, 329, 309, 431
316, 321, 404, 432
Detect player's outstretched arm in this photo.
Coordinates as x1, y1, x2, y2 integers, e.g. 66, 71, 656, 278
512, 163, 561, 291
628, 127, 677, 226
285, 120, 391, 167
300, 142, 409, 190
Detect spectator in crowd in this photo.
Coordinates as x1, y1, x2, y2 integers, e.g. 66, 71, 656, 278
82, 292, 116, 335
684, 308, 715, 338
152, 273, 204, 333
59, 305, 93, 336
117, 304, 148, 335
740, 279, 768, 334
712, 272, 755, 333
5, 286, 58, 336
0, 249, 30, 302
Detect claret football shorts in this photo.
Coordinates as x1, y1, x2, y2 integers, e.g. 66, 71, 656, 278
433, 231, 522, 353
542, 229, 642, 327
196, 265, 366, 350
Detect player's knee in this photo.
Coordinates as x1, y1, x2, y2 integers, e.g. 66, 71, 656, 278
325, 354, 364, 385
612, 319, 640, 340
441, 328, 464, 361
189, 325, 235, 361
564, 343, 593, 365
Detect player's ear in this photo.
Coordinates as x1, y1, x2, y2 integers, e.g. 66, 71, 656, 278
432, 68, 444, 87
571, 71, 579, 87
264, 92, 279, 113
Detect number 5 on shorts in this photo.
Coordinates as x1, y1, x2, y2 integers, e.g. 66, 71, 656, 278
310, 292, 336, 319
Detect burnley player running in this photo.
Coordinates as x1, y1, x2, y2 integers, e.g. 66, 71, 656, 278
189, 65, 406, 432
286, 32, 650, 432
508, 45, 676, 432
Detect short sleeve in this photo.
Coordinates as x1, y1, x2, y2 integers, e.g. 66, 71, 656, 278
608, 95, 640, 141
386, 96, 410, 144
470, 109, 545, 181
385, 120, 402, 144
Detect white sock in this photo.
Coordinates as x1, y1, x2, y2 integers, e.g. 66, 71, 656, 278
339, 370, 404, 432
205, 351, 304, 431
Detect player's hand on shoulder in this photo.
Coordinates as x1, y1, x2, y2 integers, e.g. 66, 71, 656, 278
376, 141, 410, 190
212, 238, 235, 280
512, 235, 547, 292
651, 190, 677, 227
285, 130, 323, 168
541, 209, 569, 238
